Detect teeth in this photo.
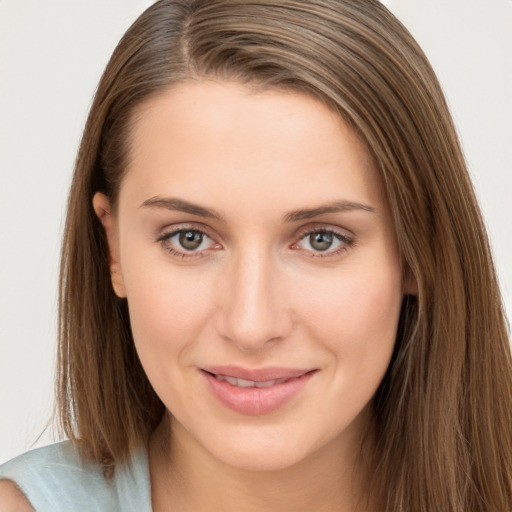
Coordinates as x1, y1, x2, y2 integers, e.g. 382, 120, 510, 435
255, 379, 283, 388
215, 374, 287, 388
224, 375, 238, 386
237, 377, 256, 388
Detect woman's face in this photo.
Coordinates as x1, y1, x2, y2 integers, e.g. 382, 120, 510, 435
95, 81, 404, 471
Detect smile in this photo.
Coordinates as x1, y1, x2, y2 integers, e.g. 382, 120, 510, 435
214, 374, 290, 388
200, 367, 317, 416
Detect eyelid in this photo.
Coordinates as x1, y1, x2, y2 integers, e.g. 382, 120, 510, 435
155, 221, 355, 260
156, 222, 221, 258
157, 221, 214, 239
293, 222, 355, 240
291, 223, 356, 257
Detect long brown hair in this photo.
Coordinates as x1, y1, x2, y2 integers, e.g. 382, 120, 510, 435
58, 1, 512, 509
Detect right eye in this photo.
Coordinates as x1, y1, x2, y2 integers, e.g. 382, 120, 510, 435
158, 228, 220, 258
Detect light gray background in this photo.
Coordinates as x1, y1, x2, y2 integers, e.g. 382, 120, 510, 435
1, 0, 511, 463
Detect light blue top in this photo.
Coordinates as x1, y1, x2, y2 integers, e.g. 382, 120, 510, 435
0, 441, 152, 511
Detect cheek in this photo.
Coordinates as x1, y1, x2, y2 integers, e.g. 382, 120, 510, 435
298, 265, 403, 435
122, 265, 219, 409
300, 262, 402, 369
121, 253, 216, 356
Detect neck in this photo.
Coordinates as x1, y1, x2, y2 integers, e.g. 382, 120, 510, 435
149, 414, 376, 512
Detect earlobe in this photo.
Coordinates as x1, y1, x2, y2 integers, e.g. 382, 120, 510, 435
92, 192, 127, 299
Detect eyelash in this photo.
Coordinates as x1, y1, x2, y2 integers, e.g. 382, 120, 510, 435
156, 225, 218, 259
156, 225, 355, 260
291, 227, 355, 258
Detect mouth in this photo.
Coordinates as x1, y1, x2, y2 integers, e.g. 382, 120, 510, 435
200, 366, 317, 415
212, 374, 293, 388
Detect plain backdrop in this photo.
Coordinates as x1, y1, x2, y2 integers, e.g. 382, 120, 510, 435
1, 0, 511, 464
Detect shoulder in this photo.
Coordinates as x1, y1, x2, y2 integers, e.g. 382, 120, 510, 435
0, 479, 34, 512
0, 441, 104, 511
0, 442, 109, 511
0, 441, 151, 512
0, 441, 96, 485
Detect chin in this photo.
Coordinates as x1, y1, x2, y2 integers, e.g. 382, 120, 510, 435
214, 444, 310, 473
200, 425, 323, 472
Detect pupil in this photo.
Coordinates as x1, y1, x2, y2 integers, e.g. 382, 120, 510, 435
310, 232, 333, 251
179, 231, 203, 250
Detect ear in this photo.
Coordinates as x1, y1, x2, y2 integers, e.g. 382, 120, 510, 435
92, 192, 127, 298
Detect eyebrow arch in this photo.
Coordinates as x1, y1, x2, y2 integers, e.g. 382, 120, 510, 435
283, 200, 375, 222
140, 196, 223, 221
140, 196, 375, 223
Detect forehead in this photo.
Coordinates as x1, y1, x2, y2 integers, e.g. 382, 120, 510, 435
120, 80, 385, 215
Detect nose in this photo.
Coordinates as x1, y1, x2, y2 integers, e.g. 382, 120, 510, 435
215, 248, 293, 351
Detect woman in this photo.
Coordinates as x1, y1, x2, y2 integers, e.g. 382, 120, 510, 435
1, 0, 511, 510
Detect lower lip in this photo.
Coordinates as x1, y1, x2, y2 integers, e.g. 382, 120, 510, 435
201, 370, 316, 416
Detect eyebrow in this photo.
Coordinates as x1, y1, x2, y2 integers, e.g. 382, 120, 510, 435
140, 196, 223, 220
140, 196, 375, 222
283, 200, 375, 222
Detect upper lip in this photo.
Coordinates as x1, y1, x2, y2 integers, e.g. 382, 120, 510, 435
200, 366, 315, 382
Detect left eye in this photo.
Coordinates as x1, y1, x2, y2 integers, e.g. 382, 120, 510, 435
296, 230, 351, 254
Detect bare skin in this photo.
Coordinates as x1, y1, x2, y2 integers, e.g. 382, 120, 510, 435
149, 412, 371, 512
93, 80, 405, 511
0, 480, 34, 512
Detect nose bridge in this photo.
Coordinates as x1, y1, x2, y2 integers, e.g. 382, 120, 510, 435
217, 244, 290, 350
